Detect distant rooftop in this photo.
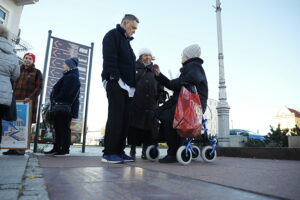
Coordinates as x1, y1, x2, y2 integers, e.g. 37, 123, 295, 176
288, 107, 300, 118
14, 0, 39, 6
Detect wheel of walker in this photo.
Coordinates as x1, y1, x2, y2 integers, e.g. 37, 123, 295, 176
201, 146, 217, 162
191, 145, 201, 160
145, 145, 160, 161
176, 145, 192, 165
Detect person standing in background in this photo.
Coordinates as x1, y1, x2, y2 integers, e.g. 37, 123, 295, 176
3, 52, 43, 155
45, 57, 81, 156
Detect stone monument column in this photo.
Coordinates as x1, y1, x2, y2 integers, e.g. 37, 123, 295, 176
215, 0, 230, 146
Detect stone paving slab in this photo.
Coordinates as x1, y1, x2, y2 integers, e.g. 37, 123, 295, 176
2, 145, 297, 200
128, 157, 300, 200
38, 155, 300, 199
0, 155, 28, 185
0, 190, 19, 200
42, 166, 275, 200
0, 152, 50, 200
0, 154, 28, 200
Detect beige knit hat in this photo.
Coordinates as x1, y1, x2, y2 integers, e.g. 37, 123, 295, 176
138, 48, 152, 57
182, 44, 201, 58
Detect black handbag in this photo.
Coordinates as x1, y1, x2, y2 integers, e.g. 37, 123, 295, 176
3, 94, 17, 121
52, 102, 72, 115
51, 89, 80, 116
3, 80, 17, 122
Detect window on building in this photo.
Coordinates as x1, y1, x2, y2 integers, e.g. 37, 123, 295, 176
0, 8, 7, 25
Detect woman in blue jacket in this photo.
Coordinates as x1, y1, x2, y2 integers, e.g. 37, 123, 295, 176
45, 57, 81, 156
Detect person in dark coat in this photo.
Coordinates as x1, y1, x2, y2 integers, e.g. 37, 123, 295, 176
44, 57, 81, 156
101, 14, 139, 163
153, 44, 208, 163
128, 48, 165, 159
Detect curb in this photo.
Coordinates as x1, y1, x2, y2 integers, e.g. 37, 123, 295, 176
217, 147, 300, 160
18, 153, 49, 200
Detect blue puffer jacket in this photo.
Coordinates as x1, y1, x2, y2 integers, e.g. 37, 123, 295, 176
50, 68, 81, 118
0, 37, 20, 106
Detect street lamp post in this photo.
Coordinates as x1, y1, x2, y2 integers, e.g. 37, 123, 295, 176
215, 0, 230, 146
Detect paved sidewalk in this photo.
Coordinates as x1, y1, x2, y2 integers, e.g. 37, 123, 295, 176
0, 149, 49, 200
1, 145, 300, 200
0, 153, 27, 200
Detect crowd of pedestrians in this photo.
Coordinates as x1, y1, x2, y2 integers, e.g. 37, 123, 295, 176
0, 14, 208, 164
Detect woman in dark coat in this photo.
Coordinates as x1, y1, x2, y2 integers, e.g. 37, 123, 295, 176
128, 48, 165, 159
153, 44, 208, 163
44, 57, 81, 156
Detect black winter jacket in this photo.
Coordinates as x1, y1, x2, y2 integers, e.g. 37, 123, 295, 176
101, 24, 136, 87
129, 61, 164, 130
155, 57, 208, 122
50, 68, 81, 118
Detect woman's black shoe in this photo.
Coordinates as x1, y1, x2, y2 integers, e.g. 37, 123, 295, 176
44, 149, 58, 155
3, 149, 25, 155
158, 155, 177, 163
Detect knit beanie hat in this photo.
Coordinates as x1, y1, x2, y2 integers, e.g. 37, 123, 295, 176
138, 48, 152, 57
65, 57, 79, 69
24, 52, 36, 63
182, 44, 201, 59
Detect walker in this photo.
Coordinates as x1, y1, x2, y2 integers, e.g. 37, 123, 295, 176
146, 117, 218, 165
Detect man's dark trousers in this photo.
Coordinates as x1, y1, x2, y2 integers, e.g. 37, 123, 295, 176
103, 80, 130, 155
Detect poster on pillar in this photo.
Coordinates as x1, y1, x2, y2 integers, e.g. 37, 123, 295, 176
45, 37, 90, 143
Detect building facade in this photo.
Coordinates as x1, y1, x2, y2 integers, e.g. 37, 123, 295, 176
274, 106, 300, 131
0, 0, 38, 53
205, 98, 218, 136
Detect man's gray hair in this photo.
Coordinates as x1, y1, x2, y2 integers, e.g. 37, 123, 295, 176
0, 25, 10, 40
121, 14, 139, 23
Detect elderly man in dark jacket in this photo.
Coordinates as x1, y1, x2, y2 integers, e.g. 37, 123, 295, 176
153, 44, 208, 163
101, 14, 139, 163
45, 57, 81, 156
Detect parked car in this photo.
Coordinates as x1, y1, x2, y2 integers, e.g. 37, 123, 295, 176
230, 129, 265, 141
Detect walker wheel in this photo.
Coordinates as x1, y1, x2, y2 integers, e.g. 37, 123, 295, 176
145, 145, 160, 161
201, 146, 217, 162
176, 145, 192, 165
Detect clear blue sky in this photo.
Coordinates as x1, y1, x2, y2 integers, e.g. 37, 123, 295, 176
19, 0, 300, 134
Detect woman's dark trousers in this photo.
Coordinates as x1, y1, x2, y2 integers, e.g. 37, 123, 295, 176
162, 121, 181, 156
53, 112, 72, 153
